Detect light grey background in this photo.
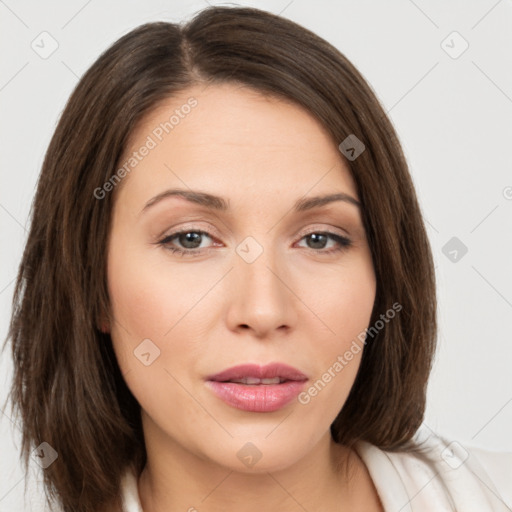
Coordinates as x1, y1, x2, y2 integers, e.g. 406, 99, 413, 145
1, 0, 511, 510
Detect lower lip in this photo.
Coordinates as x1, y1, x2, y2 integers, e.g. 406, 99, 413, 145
206, 380, 307, 412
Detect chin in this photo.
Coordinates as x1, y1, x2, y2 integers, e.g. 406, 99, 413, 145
198, 434, 312, 475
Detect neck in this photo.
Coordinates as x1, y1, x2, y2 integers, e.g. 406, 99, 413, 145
137, 415, 365, 512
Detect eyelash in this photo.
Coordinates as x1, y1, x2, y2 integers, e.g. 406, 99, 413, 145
157, 228, 352, 257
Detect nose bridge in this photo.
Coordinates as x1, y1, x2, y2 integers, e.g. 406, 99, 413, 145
229, 233, 296, 333
236, 234, 284, 301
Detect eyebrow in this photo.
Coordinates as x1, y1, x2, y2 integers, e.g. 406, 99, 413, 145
140, 188, 361, 215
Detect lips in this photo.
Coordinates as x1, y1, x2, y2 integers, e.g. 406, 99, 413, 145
206, 363, 308, 383
205, 363, 308, 413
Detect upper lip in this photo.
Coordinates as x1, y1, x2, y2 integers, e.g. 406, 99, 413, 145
206, 363, 308, 382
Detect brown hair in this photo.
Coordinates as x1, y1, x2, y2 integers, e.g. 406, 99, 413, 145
2, 5, 436, 512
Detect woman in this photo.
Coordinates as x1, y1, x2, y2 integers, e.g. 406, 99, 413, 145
4, 5, 511, 512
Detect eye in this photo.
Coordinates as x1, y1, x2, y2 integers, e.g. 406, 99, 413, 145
158, 229, 217, 257
296, 231, 352, 254
157, 228, 352, 257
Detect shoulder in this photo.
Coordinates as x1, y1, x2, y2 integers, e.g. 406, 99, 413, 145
355, 425, 512, 512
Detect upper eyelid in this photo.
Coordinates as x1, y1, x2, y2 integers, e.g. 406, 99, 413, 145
160, 225, 351, 245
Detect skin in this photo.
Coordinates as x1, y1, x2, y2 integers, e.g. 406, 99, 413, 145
106, 82, 382, 511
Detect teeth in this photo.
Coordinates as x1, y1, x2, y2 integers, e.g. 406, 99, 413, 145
229, 377, 283, 385
261, 377, 282, 384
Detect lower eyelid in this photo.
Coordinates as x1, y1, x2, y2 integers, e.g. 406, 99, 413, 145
159, 230, 351, 255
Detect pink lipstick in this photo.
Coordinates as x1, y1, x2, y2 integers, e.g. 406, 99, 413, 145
205, 363, 308, 412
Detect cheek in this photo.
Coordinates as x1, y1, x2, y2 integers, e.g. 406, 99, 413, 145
312, 251, 376, 349
106, 235, 220, 379
300, 252, 375, 404
107, 236, 175, 369
106, 244, 208, 425
107, 231, 196, 337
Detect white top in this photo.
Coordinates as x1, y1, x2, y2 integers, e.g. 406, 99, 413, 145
120, 426, 512, 511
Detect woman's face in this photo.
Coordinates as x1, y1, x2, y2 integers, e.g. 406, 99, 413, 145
107, 82, 376, 472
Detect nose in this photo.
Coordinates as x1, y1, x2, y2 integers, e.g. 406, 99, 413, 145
225, 241, 298, 338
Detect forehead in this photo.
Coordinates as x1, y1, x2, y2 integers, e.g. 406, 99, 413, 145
133, 82, 333, 148
117, 82, 358, 204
